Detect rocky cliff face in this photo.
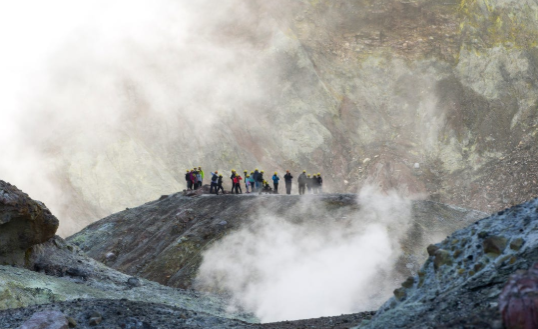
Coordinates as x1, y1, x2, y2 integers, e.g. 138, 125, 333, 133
17, 0, 538, 235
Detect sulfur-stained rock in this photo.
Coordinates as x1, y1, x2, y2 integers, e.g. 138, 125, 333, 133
434, 249, 453, 270
483, 236, 508, 256
393, 287, 407, 301
401, 277, 415, 289
0, 181, 59, 265
510, 238, 524, 251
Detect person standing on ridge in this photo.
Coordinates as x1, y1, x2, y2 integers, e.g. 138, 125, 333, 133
230, 169, 236, 193
198, 167, 204, 187
245, 174, 251, 193
258, 170, 265, 192
189, 170, 197, 190
298, 170, 307, 195
196, 170, 202, 189
210, 171, 219, 194
284, 170, 293, 195
185, 170, 192, 190
306, 174, 313, 193
248, 174, 255, 193
216, 174, 225, 195
272, 172, 280, 194
312, 173, 319, 194
253, 169, 260, 191
317, 173, 323, 193
233, 174, 243, 194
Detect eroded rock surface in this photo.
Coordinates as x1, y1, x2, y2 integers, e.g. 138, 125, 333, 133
0, 180, 59, 265
361, 199, 538, 329
67, 193, 485, 291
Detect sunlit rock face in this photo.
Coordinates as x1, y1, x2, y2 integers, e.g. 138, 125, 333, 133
23, 0, 538, 234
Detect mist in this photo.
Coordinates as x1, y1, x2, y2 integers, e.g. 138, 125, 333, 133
0, 0, 450, 239
0, 0, 282, 236
196, 186, 412, 322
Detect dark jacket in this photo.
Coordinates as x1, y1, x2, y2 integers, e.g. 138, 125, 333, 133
217, 176, 223, 186
211, 173, 218, 183
284, 173, 293, 183
298, 173, 306, 184
257, 173, 264, 182
318, 176, 323, 185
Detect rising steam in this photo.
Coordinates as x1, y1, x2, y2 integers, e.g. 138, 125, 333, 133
196, 186, 412, 322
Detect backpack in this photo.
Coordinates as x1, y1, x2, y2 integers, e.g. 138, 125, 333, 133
211, 174, 218, 183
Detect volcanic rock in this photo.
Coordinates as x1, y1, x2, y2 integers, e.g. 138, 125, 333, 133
19, 310, 68, 329
363, 198, 538, 329
0, 180, 59, 265
67, 193, 485, 290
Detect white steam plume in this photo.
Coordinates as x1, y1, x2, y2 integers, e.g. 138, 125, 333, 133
196, 186, 412, 322
0, 0, 278, 236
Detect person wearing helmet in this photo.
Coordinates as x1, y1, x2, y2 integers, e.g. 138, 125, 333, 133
216, 174, 225, 195
247, 174, 255, 193
198, 167, 204, 188
196, 170, 203, 190
272, 172, 280, 194
210, 171, 219, 194
233, 174, 243, 194
189, 170, 196, 190
260, 180, 272, 194
316, 173, 323, 194
258, 171, 265, 191
306, 174, 313, 193
284, 170, 293, 195
230, 170, 236, 193
252, 169, 260, 191
185, 170, 192, 190
245, 175, 251, 193
298, 170, 307, 195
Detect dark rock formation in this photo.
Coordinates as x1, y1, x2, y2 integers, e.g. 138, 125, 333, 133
19, 310, 68, 329
0, 299, 375, 329
362, 198, 538, 329
0, 180, 59, 265
67, 193, 485, 291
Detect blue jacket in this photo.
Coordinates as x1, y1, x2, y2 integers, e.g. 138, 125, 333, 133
272, 175, 280, 183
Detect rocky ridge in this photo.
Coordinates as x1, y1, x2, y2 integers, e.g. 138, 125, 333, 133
360, 198, 538, 328
67, 192, 486, 291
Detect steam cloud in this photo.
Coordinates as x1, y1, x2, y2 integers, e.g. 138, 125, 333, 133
196, 186, 412, 322
0, 0, 279, 236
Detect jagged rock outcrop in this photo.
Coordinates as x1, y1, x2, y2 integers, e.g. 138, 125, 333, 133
360, 198, 538, 329
67, 193, 485, 291
0, 180, 59, 265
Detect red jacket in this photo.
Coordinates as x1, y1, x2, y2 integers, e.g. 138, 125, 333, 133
233, 176, 243, 184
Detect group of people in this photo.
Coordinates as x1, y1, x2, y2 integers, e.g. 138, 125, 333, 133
185, 167, 323, 195
185, 167, 204, 190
